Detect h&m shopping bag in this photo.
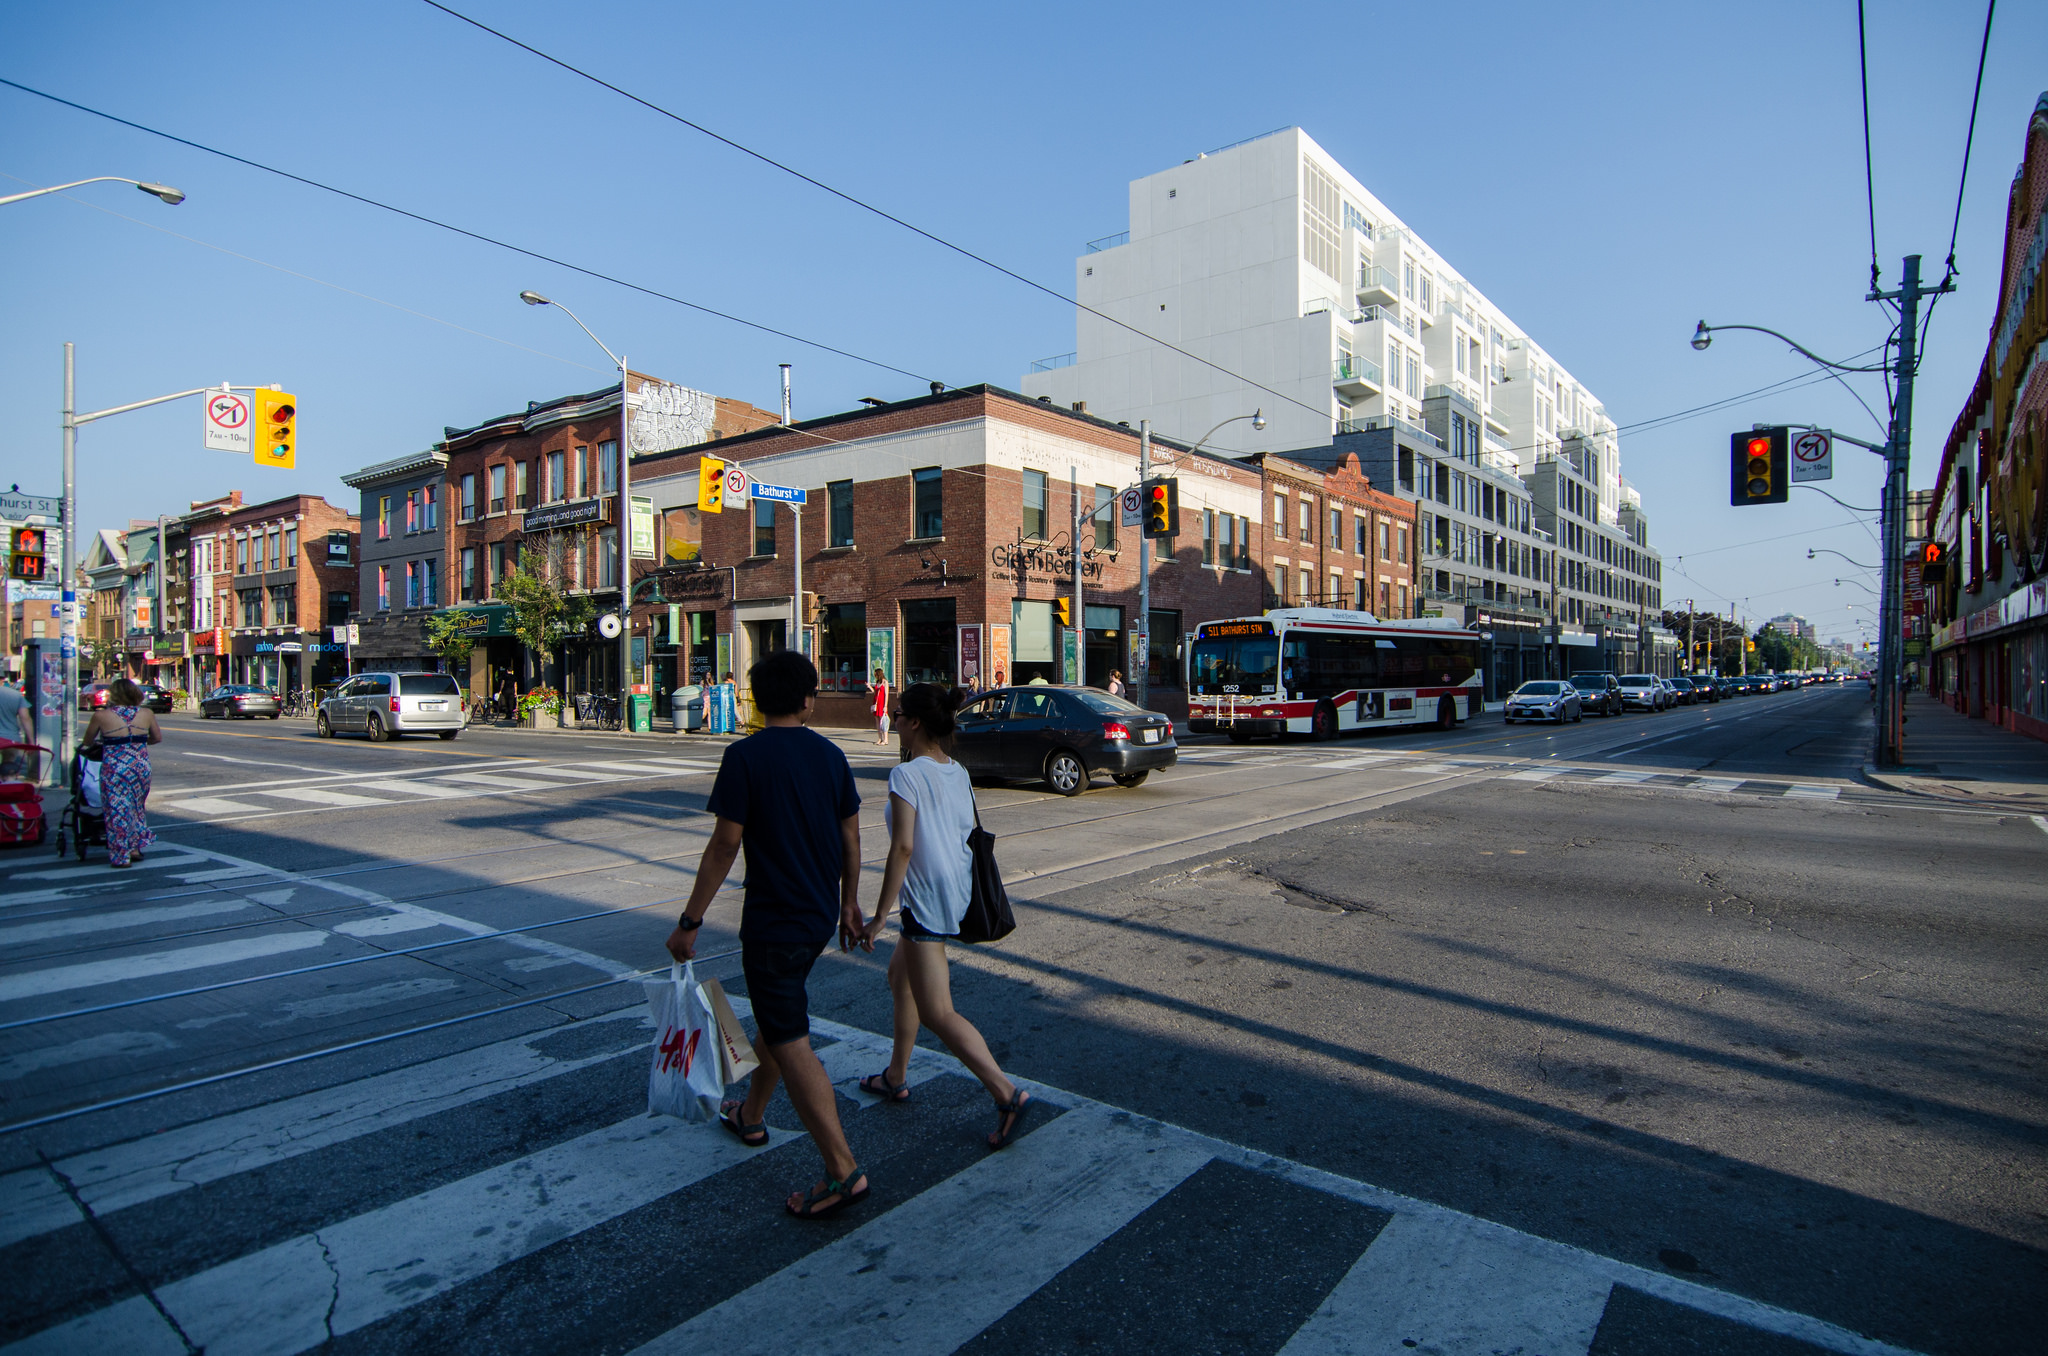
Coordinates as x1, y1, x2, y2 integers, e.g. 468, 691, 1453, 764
700, 977, 759, 1085
646, 960, 722, 1122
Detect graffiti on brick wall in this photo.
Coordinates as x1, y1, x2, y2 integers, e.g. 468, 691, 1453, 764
628, 381, 717, 455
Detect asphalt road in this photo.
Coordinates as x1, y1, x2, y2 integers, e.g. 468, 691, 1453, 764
0, 685, 2039, 1355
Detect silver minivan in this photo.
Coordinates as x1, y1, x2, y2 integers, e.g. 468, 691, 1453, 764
317, 671, 464, 741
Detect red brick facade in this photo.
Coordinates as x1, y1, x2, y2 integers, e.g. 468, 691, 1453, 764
211, 493, 358, 689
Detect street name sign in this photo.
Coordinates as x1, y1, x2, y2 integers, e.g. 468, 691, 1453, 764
205, 391, 252, 455
0, 492, 61, 522
749, 481, 806, 504
1791, 429, 1833, 483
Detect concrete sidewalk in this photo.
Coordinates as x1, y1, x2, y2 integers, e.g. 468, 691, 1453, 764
1863, 693, 2048, 812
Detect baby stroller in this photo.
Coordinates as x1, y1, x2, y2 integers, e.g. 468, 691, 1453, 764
0, 739, 47, 850
55, 745, 107, 862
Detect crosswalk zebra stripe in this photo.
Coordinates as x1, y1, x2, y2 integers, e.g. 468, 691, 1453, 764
1597, 770, 1656, 784
1784, 783, 1842, 800
341, 778, 475, 798
1504, 768, 1561, 781
1685, 776, 1745, 793
150, 796, 262, 816
257, 787, 398, 808
1277, 1210, 1611, 1355
626, 1103, 1211, 1356
428, 771, 570, 791
0, 899, 252, 945
0, 931, 327, 1004
4, 854, 211, 883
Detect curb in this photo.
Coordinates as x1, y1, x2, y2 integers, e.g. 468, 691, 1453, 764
1859, 762, 2047, 813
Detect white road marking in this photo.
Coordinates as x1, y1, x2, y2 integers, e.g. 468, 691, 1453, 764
628, 1104, 1211, 1356
1278, 1210, 1611, 1356
0, 1007, 652, 1249
505, 764, 637, 781
1687, 776, 1745, 794
262, 977, 461, 1024
156, 797, 264, 816
260, 787, 403, 808
0, 932, 327, 1004
2, 853, 209, 883
430, 771, 576, 791
1784, 783, 1842, 800
1596, 770, 1656, 784
1502, 769, 1561, 782
345, 778, 477, 798
0, 1030, 177, 1083
331, 913, 446, 938
1307, 756, 1396, 769
171, 866, 264, 883
177, 751, 337, 775
0, 900, 251, 945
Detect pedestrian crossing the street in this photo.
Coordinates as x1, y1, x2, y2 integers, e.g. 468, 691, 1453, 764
0, 1003, 1918, 1356
152, 756, 725, 823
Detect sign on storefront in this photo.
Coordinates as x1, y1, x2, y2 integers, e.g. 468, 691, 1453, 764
866, 628, 896, 687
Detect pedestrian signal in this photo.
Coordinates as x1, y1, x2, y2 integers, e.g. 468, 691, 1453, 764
699, 457, 725, 514
1142, 477, 1179, 538
253, 389, 297, 469
8, 527, 46, 581
1729, 427, 1787, 506
1918, 541, 1947, 583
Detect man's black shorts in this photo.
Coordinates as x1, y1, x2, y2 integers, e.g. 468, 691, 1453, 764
741, 940, 823, 1047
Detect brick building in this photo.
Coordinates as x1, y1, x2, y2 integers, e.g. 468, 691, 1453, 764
438, 376, 779, 700
203, 493, 359, 693
626, 385, 1272, 725
340, 449, 450, 672
1233, 449, 1418, 620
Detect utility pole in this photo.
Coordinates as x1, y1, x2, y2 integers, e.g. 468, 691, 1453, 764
1070, 465, 1083, 685
1685, 599, 1694, 675
1871, 254, 1944, 768
1133, 420, 1151, 708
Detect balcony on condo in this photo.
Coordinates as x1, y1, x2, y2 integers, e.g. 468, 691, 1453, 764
1334, 354, 1383, 398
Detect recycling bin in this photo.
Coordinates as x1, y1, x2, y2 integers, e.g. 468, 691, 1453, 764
628, 693, 653, 733
670, 685, 703, 732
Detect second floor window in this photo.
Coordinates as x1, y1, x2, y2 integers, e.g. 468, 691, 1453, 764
378, 496, 392, 539
422, 485, 438, 530
546, 451, 566, 503
514, 461, 529, 510
422, 558, 439, 607
1330, 507, 1342, 548
239, 590, 262, 627
1299, 499, 1314, 543
1201, 508, 1216, 566
1094, 484, 1115, 550
599, 440, 619, 495
462, 473, 478, 521
326, 591, 350, 626
575, 446, 590, 499
271, 586, 296, 626
828, 480, 854, 548
598, 528, 619, 587
489, 464, 506, 514
913, 467, 943, 538
753, 500, 775, 556
405, 561, 421, 609
461, 546, 477, 600
1021, 470, 1047, 540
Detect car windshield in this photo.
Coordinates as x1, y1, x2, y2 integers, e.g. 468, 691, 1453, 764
1072, 689, 1145, 715
1619, 675, 1656, 687
1514, 682, 1566, 696
400, 674, 462, 695
1190, 635, 1280, 694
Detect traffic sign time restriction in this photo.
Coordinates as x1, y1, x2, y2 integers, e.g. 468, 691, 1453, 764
1120, 485, 1143, 527
723, 464, 751, 505
1791, 429, 1833, 483
205, 391, 252, 455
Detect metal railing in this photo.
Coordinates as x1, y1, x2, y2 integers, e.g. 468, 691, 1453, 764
1086, 232, 1129, 253
1029, 352, 1077, 373
1356, 264, 1399, 296
1333, 356, 1384, 387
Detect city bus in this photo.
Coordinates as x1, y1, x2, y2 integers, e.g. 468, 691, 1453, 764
1186, 608, 1483, 741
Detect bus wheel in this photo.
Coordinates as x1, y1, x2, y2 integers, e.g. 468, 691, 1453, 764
1311, 702, 1338, 741
1435, 696, 1456, 730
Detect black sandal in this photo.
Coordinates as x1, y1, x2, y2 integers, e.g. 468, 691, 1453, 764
786, 1168, 869, 1220
987, 1089, 1033, 1150
858, 1072, 911, 1102
720, 1102, 768, 1148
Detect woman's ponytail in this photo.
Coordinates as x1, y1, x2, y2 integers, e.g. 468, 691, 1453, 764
898, 682, 964, 740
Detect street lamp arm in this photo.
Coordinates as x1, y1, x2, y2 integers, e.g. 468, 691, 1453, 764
69, 386, 221, 427
1807, 547, 1875, 570
1692, 322, 1890, 373
523, 294, 623, 370
0, 176, 184, 207
1185, 409, 1266, 457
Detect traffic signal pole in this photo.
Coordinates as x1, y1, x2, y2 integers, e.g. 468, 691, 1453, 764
1874, 255, 1937, 768
1133, 420, 1151, 708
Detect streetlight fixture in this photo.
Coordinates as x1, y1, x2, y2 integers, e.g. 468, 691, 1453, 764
0, 176, 186, 208
519, 290, 635, 730
1808, 547, 1875, 570
1186, 409, 1265, 456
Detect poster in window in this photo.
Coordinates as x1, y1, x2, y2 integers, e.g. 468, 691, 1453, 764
989, 624, 1011, 689
957, 624, 982, 685
1062, 628, 1079, 684
866, 628, 895, 689
715, 632, 732, 683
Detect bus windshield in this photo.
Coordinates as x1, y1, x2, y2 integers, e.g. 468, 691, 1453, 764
1190, 636, 1279, 694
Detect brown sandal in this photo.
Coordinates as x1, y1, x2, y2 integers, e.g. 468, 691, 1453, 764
859, 1072, 910, 1102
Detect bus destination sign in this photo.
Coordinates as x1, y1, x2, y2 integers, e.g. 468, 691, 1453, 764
1201, 620, 1274, 638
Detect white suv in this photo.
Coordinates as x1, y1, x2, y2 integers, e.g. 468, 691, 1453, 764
318, 672, 464, 741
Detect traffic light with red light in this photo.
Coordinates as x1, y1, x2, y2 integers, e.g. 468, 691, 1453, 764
1142, 477, 1179, 538
1729, 428, 1788, 505
253, 389, 298, 469
1919, 541, 1947, 584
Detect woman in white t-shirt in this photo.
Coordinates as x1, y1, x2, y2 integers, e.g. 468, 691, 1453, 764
859, 683, 1032, 1149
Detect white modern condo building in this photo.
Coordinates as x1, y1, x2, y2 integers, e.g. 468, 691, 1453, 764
1024, 127, 1670, 673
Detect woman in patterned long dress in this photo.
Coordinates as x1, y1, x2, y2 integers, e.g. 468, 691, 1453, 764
83, 678, 161, 868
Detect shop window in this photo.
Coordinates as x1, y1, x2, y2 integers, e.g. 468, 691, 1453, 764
819, 602, 866, 692
753, 500, 775, 556
1148, 609, 1182, 689
902, 598, 957, 685
913, 467, 943, 538
1012, 598, 1056, 682
1022, 470, 1047, 541
829, 480, 854, 548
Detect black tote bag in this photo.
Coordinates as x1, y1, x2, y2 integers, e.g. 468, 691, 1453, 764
957, 792, 1016, 944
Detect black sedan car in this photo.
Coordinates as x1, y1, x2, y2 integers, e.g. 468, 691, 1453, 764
199, 685, 281, 719
952, 685, 1176, 795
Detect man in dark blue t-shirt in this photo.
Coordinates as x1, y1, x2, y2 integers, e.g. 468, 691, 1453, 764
668, 650, 869, 1220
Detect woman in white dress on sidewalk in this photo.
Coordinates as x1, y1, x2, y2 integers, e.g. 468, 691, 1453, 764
859, 683, 1032, 1149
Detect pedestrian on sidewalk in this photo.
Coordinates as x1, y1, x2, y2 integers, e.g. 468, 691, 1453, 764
0, 678, 34, 779
666, 649, 871, 1219
81, 678, 159, 868
858, 682, 1033, 1150
872, 667, 891, 744
1106, 669, 1126, 698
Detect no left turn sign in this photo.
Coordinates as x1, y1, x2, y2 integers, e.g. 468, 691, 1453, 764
1120, 485, 1143, 527
724, 464, 750, 502
1791, 429, 1833, 483
205, 391, 252, 455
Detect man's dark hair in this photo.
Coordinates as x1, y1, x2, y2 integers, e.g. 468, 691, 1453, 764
749, 649, 818, 716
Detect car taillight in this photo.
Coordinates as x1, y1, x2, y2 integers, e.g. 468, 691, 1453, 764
390, 696, 402, 713
1101, 721, 1130, 741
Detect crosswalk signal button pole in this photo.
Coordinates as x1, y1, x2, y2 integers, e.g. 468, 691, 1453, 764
1728, 427, 1787, 505
253, 390, 297, 469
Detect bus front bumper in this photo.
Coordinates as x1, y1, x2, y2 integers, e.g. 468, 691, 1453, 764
1190, 716, 1287, 736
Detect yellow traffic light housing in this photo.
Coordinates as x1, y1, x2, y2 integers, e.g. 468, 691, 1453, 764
1055, 597, 1071, 627
699, 457, 725, 514
1142, 477, 1179, 538
253, 389, 297, 469
1729, 427, 1787, 505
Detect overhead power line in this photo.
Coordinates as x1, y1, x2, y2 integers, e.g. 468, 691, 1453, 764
1921, 0, 1997, 356
0, 76, 941, 387
1857, 0, 1882, 295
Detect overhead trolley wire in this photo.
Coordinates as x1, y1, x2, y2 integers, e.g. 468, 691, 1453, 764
1856, 0, 1883, 296
1920, 0, 1997, 356
0, 76, 942, 387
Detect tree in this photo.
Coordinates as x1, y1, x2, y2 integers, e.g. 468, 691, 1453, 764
422, 612, 482, 687
500, 539, 593, 692
85, 634, 125, 681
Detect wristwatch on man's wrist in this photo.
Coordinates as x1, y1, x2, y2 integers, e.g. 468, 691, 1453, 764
675, 913, 703, 931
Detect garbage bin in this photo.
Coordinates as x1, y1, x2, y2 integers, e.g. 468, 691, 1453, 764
628, 693, 653, 734
670, 685, 703, 732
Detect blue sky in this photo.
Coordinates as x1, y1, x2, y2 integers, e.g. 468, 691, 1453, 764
3, 0, 2039, 647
